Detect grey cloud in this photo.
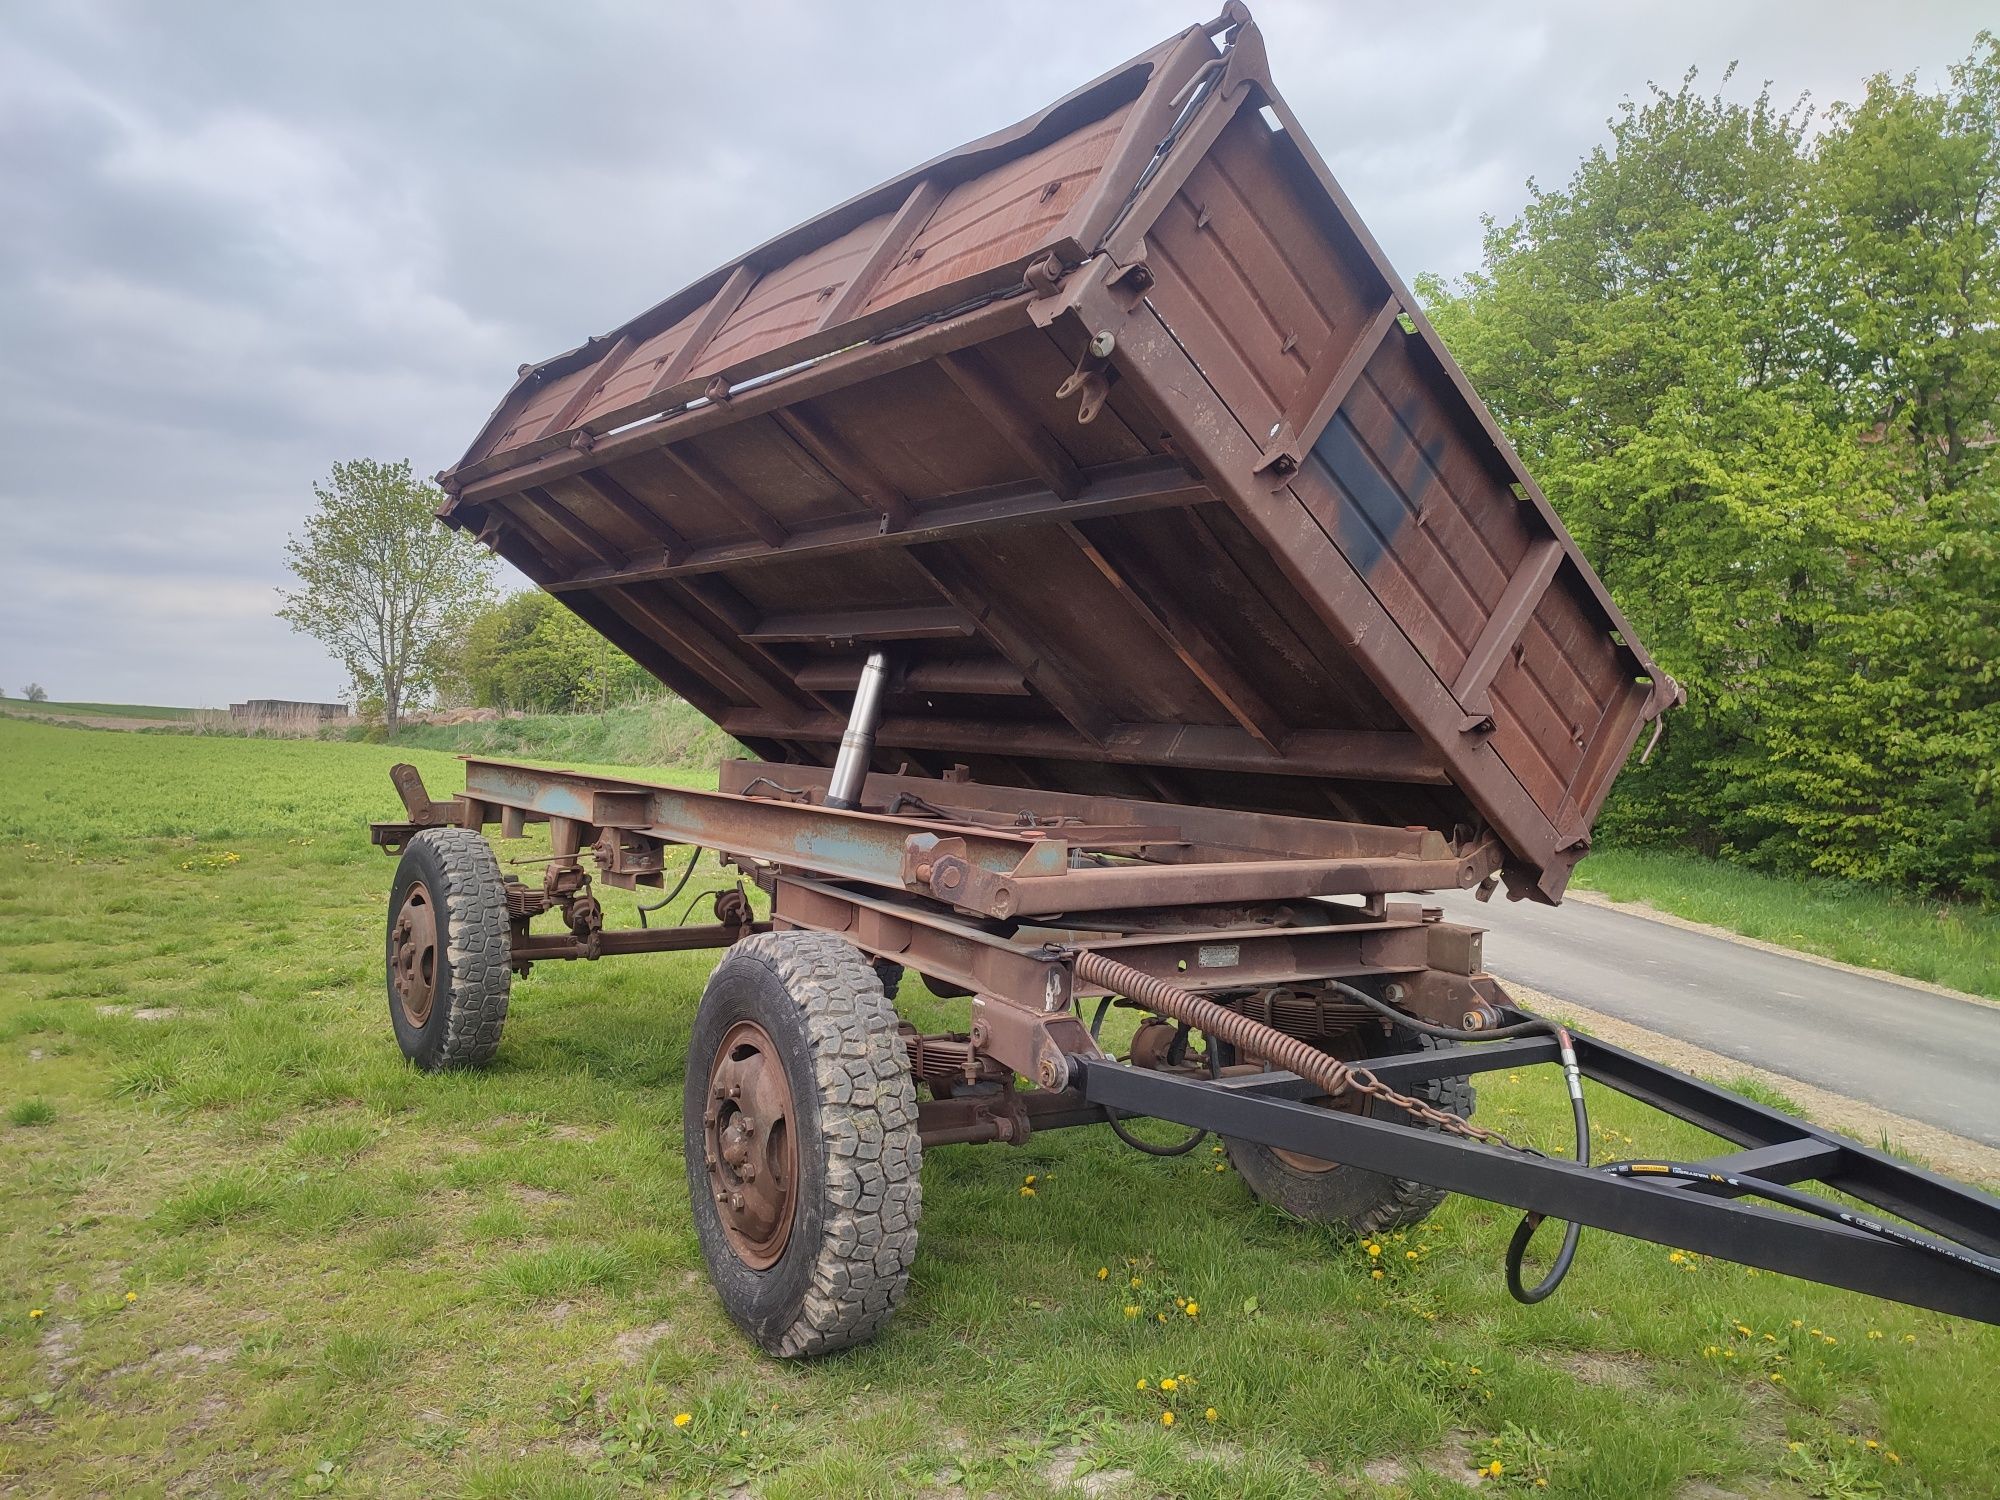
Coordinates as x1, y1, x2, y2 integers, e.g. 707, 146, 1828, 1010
0, 0, 1989, 705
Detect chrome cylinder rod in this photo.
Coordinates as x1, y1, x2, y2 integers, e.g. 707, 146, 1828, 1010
824, 650, 890, 810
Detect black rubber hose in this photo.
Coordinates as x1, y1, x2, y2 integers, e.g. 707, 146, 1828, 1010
1321, 979, 1591, 1303
1083, 994, 1209, 1157
635, 844, 703, 928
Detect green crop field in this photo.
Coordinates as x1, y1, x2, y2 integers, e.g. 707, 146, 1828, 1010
0, 699, 203, 722
2, 717, 1993, 1498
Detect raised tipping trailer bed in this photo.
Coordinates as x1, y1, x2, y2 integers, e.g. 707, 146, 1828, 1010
378, 3, 2000, 1355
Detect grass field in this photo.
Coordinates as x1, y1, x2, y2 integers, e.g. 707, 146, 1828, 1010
3, 717, 1995, 1498
0, 699, 202, 722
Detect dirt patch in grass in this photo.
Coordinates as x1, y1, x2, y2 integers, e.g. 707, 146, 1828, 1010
1554, 1350, 1651, 1390
1044, 1442, 1133, 1496
611, 1319, 677, 1365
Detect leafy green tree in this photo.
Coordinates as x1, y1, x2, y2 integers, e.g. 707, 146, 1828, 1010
457, 590, 649, 713
1422, 36, 1999, 899
277, 459, 495, 734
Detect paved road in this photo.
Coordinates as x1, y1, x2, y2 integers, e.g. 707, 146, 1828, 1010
1430, 891, 2000, 1147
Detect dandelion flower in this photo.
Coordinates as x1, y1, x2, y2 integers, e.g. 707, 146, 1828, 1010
1097, 1267, 1109, 1280
1669, 1251, 1685, 1263
1214, 1162, 1226, 1173
28, 1309, 43, 1321
1887, 1452, 1901, 1464
1024, 1174, 1037, 1186
1867, 1329, 1883, 1340
1366, 1244, 1381, 1258
1020, 1186, 1037, 1197
673, 1413, 692, 1429
1371, 1269, 1384, 1281
1769, 1373, 1784, 1384
1902, 1333, 1916, 1344
1161, 1378, 1178, 1391
1204, 1407, 1217, 1422
1132, 1276, 1144, 1289
1865, 1440, 1879, 1450
1157, 1313, 1167, 1323
124, 1291, 138, 1303
1788, 1442, 1803, 1452
1124, 1305, 1140, 1318
1175, 1296, 1186, 1308
1137, 1379, 1148, 1390
1161, 1411, 1175, 1427
1535, 1480, 1548, 1490
1488, 1460, 1504, 1476
1405, 1250, 1418, 1260
1789, 1319, 1802, 1328
1185, 1302, 1198, 1317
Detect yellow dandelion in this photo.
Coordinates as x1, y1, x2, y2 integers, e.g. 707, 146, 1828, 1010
1489, 1460, 1504, 1476
1020, 1186, 1036, 1197
1763, 1333, 1776, 1342
673, 1412, 692, 1429
1867, 1329, 1883, 1340
1703, 1346, 1718, 1357
1024, 1174, 1037, 1186
1809, 1327, 1822, 1337
1213, 1162, 1226, 1173
1175, 1296, 1186, 1308
1769, 1373, 1784, 1384
1097, 1267, 1108, 1280
1669, 1251, 1685, 1264
1157, 1312, 1167, 1323
1789, 1319, 1803, 1328
1185, 1302, 1199, 1317
1137, 1379, 1148, 1390
1468, 1366, 1481, 1376
1160, 1378, 1178, 1391
1787, 1442, 1803, 1452
1405, 1250, 1418, 1260
124, 1291, 138, 1303
1535, 1480, 1548, 1490
1822, 1336, 1836, 1345
1204, 1407, 1217, 1422
28, 1309, 43, 1321
1887, 1452, 1901, 1464
1735, 1322, 1753, 1335
1131, 1276, 1144, 1289
1124, 1305, 1140, 1318
1902, 1333, 1916, 1344
1366, 1243, 1381, 1258
1161, 1410, 1175, 1427
1371, 1269, 1384, 1281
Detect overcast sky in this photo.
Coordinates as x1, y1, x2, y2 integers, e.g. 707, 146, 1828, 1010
2, 1, 1989, 708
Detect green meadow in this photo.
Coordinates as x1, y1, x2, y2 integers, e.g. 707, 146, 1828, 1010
1, 717, 1994, 1497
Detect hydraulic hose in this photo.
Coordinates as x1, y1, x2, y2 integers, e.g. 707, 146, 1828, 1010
1073, 951, 1591, 1305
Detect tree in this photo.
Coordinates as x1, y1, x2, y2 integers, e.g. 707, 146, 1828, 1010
1420, 35, 2000, 900
456, 591, 650, 712
277, 459, 495, 734
22, 683, 46, 703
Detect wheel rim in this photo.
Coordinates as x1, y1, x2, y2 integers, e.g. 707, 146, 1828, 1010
703, 1020, 799, 1269
390, 884, 439, 1028
1270, 1032, 1370, 1174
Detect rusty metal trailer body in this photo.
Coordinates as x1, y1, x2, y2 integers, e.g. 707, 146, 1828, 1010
376, 5, 2000, 1355
433, 4, 1677, 908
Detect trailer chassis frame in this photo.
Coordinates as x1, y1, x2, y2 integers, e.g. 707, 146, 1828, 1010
373, 755, 2000, 1327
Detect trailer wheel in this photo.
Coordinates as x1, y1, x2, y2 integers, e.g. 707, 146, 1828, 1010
385, 828, 511, 1071
1224, 1028, 1472, 1237
685, 931, 922, 1358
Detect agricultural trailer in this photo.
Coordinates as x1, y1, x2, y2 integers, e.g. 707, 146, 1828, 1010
375, 5, 2000, 1356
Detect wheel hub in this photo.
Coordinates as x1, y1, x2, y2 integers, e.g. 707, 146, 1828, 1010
703, 1020, 798, 1268
390, 885, 439, 1028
